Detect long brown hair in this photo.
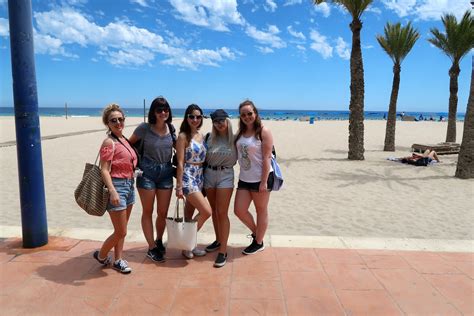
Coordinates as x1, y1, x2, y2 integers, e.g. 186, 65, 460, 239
234, 100, 262, 145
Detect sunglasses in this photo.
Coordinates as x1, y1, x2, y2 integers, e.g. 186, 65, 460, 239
109, 117, 125, 124
187, 114, 203, 120
213, 119, 226, 125
240, 111, 254, 118
156, 108, 169, 114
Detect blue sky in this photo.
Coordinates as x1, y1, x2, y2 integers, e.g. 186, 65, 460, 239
0, 0, 472, 111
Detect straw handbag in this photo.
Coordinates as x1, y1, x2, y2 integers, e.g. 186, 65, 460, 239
166, 198, 197, 251
74, 143, 114, 216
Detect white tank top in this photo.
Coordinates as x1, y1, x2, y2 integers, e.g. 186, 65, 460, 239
236, 135, 272, 182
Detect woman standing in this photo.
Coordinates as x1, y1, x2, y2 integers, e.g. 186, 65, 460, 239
203, 109, 237, 268
234, 100, 274, 255
129, 97, 175, 263
175, 104, 212, 259
94, 104, 137, 274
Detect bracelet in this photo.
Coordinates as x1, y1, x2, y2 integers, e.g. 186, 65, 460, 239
175, 187, 182, 191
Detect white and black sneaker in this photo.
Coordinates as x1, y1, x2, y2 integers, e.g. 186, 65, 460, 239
205, 240, 221, 253
147, 247, 165, 263
113, 259, 132, 274
214, 252, 227, 268
242, 240, 265, 255
93, 250, 111, 265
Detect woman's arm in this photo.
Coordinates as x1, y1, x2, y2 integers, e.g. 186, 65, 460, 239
128, 133, 139, 145
100, 138, 120, 206
259, 127, 273, 192
175, 133, 187, 198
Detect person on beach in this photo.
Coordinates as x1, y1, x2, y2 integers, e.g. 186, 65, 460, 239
93, 104, 138, 274
203, 109, 237, 268
401, 150, 440, 166
234, 100, 274, 255
175, 104, 212, 259
128, 97, 175, 263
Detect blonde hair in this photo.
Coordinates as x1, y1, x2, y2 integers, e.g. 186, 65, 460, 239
210, 117, 234, 147
102, 103, 124, 126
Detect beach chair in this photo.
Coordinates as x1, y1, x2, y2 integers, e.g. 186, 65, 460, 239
411, 142, 460, 155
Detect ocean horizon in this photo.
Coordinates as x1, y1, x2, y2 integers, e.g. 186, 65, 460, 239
0, 107, 465, 121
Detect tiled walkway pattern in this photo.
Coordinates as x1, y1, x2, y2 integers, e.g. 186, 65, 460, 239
0, 237, 472, 315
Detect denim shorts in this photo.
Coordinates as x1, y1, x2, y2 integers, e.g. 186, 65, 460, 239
137, 157, 173, 190
237, 172, 274, 192
107, 178, 135, 211
204, 167, 234, 189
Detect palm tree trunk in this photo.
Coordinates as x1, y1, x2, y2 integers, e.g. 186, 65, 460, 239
446, 62, 460, 142
384, 63, 401, 151
455, 58, 474, 179
348, 18, 365, 160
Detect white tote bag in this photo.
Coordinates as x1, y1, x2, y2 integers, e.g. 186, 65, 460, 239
166, 198, 197, 251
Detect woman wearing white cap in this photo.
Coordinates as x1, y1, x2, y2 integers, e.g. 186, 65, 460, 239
203, 109, 237, 268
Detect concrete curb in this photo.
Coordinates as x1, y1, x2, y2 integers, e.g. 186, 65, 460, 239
1, 225, 472, 252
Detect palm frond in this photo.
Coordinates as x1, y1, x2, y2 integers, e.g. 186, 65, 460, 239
313, 0, 373, 19
428, 10, 474, 63
376, 22, 420, 65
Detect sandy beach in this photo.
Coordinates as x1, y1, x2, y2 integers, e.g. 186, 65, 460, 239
0, 116, 472, 241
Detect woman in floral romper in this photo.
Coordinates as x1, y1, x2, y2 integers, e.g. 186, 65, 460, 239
175, 104, 212, 259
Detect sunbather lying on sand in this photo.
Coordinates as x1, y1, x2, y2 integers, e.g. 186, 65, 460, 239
400, 150, 440, 166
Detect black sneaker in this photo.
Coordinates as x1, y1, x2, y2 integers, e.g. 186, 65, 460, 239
113, 259, 132, 274
155, 239, 166, 254
242, 240, 265, 255
147, 247, 165, 263
214, 252, 227, 268
93, 250, 111, 265
205, 240, 221, 253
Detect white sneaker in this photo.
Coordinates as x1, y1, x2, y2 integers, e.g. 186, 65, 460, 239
182, 250, 194, 259
192, 247, 206, 257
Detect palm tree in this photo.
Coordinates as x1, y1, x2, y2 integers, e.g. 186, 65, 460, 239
314, 0, 373, 160
455, 57, 474, 179
428, 10, 474, 143
377, 22, 420, 151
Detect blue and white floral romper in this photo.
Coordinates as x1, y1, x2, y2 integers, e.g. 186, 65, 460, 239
182, 138, 207, 195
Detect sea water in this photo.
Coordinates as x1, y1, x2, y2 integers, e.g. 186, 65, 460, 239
0, 107, 464, 121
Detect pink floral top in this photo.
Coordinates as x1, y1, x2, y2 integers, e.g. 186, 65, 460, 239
100, 138, 138, 179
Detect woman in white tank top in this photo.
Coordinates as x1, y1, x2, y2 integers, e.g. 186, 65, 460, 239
234, 100, 274, 255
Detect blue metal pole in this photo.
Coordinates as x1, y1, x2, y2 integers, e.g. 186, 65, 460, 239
8, 0, 48, 248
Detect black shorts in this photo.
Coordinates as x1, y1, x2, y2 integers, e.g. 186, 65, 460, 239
237, 172, 274, 192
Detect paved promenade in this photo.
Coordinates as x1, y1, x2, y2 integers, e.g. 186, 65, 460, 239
0, 233, 472, 315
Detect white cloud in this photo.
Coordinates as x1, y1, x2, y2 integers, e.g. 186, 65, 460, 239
169, 0, 244, 32
284, 0, 302, 6
381, 0, 416, 17
296, 44, 306, 51
130, 0, 150, 7
366, 5, 382, 15
32, 8, 237, 69
382, 0, 472, 20
256, 46, 274, 54
264, 0, 277, 12
287, 25, 306, 41
309, 29, 332, 59
245, 24, 286, 49
313, 2, 331, 18
335, 37, 350, 60
0, 17, 9, 37
162, 47, 236, 70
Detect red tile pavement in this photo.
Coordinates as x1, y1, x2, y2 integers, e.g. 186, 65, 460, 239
0, 237, 472, 315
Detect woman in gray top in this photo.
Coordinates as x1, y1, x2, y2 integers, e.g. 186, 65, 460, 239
129, 97, 176, 263
204, 109, 237, 268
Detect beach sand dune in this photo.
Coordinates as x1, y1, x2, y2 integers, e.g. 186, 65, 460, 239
0, 117, 472, 240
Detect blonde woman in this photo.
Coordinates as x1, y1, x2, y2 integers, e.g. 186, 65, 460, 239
94, 104, 138, 274
203, 109, 237, 267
